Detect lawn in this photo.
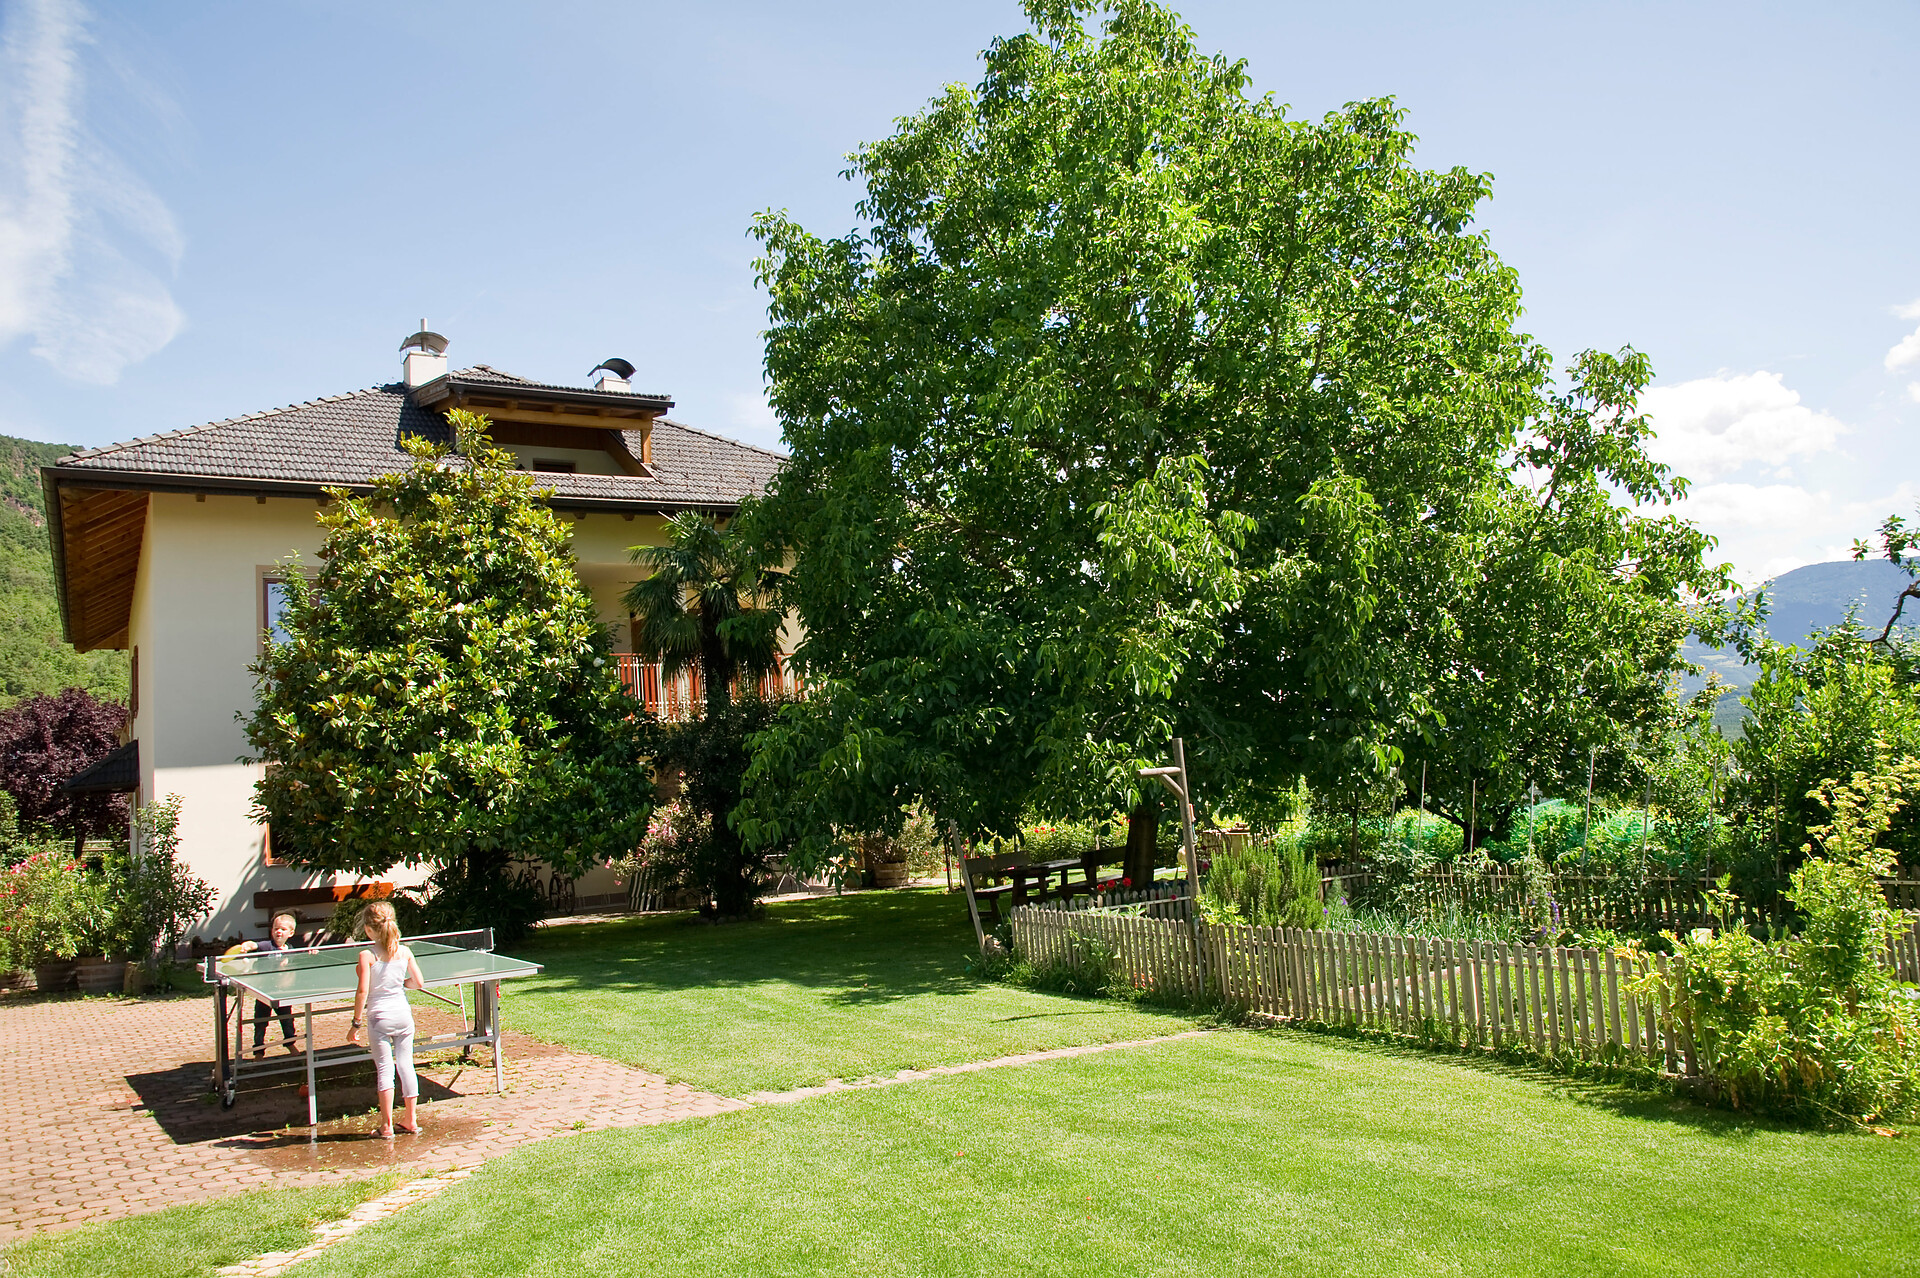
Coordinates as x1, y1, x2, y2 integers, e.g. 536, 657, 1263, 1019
291, 1028, 1914, 1277
503, 888, 1198, 1094
2, 1173, 408, 1278
12, 889, 1916, 1276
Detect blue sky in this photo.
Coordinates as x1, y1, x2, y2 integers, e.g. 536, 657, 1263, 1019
1, 0, 1915, 583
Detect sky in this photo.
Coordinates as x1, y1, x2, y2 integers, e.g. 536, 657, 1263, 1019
0, 0, 1914, 585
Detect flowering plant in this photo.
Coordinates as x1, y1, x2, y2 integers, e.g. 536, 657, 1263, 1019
0, 850, 111, 968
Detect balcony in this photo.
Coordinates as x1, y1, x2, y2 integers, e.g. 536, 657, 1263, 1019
613, 653, 804, 720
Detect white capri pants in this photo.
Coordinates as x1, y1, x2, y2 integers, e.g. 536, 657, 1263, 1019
366, 1006, 418, 1099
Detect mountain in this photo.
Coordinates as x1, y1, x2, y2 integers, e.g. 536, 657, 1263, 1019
1684, 558, 1915, 731
0, 434, 128, 708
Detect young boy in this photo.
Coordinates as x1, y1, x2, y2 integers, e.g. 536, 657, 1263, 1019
239, 912, 303, 1056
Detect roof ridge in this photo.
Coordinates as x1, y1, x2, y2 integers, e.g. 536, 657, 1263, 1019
57, 383, 400, 465
655, 416, 788, 461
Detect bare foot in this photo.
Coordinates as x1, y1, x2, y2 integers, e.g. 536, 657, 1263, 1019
378, 1125, 394, 1139
396, 1121, 421, 1135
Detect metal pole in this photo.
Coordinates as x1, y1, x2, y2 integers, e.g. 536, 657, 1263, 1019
491, 982, 505, 1094
1583, 746, 1597, 853
1468, 778, 1476, 856
304, 1002, 317, 1128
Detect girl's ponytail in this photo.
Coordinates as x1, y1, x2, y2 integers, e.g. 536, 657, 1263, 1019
362, 899, 401, 954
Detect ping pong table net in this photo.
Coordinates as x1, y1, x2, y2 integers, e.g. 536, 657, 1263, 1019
209, 928, 496, 978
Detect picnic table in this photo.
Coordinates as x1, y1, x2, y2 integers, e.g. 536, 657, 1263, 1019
960, 850, 1125, 937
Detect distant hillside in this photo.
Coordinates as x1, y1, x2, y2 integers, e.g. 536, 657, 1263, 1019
0, 434, 127, 707
1684, 558, 1915, 732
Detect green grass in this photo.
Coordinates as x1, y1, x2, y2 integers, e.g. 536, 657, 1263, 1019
295, 1028, 1916, 1277
2, 1172, 408, 1278
504, 889, 1198, 1093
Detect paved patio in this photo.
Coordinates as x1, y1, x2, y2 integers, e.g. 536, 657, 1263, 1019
0, 988, 745, 1241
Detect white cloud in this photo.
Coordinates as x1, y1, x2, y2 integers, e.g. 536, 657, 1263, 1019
1673, 479, 1920, 587
0, 0, 183, 385
1890, 328, 1920, 373
1896, 298, 1920, 320
724, 390, 778, 431
1639, 370, 1846, 482
1908, 382, 1920, 405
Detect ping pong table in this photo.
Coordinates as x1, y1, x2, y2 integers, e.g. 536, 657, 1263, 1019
203, 929, 541, 1127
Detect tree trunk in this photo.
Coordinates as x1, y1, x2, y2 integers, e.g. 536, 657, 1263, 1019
1124, 799, 1158, 890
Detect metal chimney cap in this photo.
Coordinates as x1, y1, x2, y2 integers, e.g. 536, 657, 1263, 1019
400, 321, 448, 355
591, 357, 636, 381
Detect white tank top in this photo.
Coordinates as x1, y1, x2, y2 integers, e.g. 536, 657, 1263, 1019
366, 947, 412, 1016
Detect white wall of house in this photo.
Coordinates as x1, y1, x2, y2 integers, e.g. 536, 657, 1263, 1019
133, 494, 669, 940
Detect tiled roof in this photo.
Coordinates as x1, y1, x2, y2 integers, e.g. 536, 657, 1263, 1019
53, 368, 782, 509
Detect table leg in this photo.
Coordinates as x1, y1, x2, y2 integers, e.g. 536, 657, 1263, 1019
213, 982, 229, 1100
304, 1002, 317, 1128
489, 982, 504, 1094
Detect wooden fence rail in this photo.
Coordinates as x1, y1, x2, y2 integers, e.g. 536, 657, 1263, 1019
1010, 908, 1920, 1078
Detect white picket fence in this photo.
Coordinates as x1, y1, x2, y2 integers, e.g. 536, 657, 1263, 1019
1009, 907, 1920, 1079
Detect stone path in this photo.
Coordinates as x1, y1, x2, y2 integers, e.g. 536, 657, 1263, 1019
0, 991, 742, 1242
0, 984, 1208, 1258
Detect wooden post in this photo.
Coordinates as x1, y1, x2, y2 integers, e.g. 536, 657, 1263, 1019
956, 829, 987, 955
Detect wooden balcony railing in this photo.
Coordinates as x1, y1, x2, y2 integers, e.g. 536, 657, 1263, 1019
613, 654, 803, 720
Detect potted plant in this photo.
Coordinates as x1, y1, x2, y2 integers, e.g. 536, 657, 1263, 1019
862, 832, 911, 889
1, 851, 107, 992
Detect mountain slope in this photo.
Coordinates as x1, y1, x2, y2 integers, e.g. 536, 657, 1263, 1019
1684, 558, 1914, 729
0, 434, 128, 707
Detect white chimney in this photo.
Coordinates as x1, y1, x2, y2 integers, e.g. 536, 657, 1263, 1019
400, 321, 448, 388
591, 357, 636, 393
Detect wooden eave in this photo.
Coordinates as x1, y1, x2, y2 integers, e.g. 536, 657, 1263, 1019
43, 476, 148, 652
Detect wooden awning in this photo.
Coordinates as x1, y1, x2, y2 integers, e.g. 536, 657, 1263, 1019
48, 485, 148, 652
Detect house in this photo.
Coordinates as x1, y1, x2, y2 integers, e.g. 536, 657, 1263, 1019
41, 330, 789, 940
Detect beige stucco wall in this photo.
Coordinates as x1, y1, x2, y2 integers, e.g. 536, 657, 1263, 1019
134, 494, 677, 940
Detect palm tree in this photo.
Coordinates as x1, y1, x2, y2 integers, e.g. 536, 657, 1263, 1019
623, 512, 783, 716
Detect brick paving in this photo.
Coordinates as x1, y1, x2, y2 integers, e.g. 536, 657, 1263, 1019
0, 990, 744, 1242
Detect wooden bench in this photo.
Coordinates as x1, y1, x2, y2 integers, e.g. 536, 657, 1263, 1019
960, 849, 1127, 950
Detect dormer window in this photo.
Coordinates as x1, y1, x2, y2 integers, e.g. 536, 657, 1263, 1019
531, 459, 576, 474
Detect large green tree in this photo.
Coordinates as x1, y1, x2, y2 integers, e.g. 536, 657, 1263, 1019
243, 412, 652, 919
738, 1, 1728, 869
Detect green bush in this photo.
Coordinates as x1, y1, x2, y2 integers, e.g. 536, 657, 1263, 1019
1200, 835, 1323, 928
105, 796, 216, 964
1635, 761, 1920, 1121
0, 849, 108, 967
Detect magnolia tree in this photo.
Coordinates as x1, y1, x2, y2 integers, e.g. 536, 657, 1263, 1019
737, 0, 1733, 872
243, 412, 652, 934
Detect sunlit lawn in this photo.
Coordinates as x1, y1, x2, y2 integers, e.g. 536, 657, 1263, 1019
14, 889, 1915, 1277
301, 1028, 1916, 1277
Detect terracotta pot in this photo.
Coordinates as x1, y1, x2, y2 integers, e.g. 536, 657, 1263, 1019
871, 862, 910, 889
32, 961, 76, 993
73, 957, 124, 995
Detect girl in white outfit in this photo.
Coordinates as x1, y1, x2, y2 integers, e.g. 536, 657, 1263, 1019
347, 900, 426, 1138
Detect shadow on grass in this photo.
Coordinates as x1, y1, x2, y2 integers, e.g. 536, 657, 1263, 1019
517, 889, 1043, 1006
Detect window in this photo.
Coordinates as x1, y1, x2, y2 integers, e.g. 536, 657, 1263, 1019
531, 459, 576, 474
263, 576, 295, 646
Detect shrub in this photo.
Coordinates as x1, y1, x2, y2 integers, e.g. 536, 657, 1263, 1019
0, 688, 127, 845
0, 850, 109, 967
106, 796, 217, 964
1636, 759, 1920, 1121
1200, 835, 1323, 928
